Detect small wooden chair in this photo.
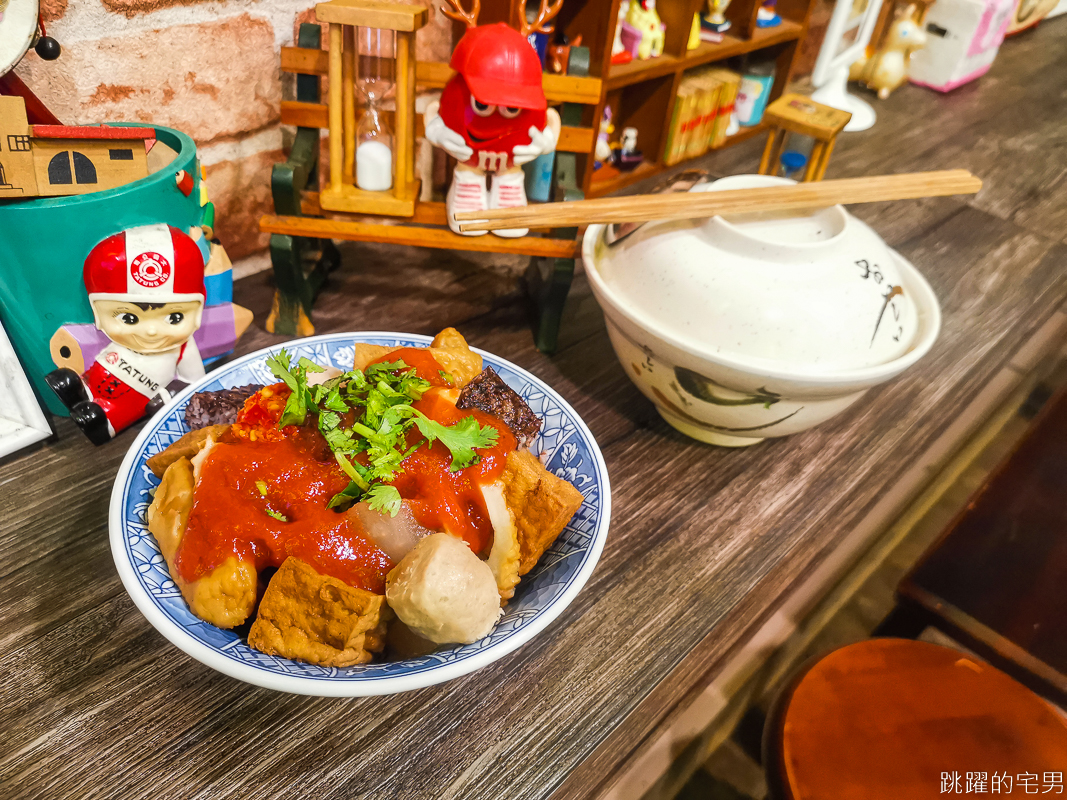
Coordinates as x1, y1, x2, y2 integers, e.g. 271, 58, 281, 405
259, 22, 602, 353
757, 93, 852, 182
764, 638, 1067, 800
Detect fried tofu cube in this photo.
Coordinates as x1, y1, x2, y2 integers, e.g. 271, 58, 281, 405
352, 343, 397, 372
147, 455, 258, 629
147, 424, 230, 478
429, 328, 483, 387
248, 558, 390, 668
501, 450, 585, 575
352, 328, 482, 388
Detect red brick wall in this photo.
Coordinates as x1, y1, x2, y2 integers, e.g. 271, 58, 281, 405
19, 0, 453, 269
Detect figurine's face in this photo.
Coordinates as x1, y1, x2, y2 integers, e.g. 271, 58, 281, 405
93, 299, 203, 354
439, 76, 547, 160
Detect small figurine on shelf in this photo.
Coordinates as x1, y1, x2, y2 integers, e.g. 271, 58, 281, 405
595, 106, 615, 168
45, 224, 207, 445
688, 13, 702, 49
548, 34, 582, 74
850, 4, 928, 99
612, 0, 636, 64
756, 0, 782, 27
423, 0, 562, 238
626, 0, 666, 60
701, 0, 732, 33
613, 126, 643, 171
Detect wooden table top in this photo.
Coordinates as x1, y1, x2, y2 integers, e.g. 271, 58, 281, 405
3, 20, 1066, 800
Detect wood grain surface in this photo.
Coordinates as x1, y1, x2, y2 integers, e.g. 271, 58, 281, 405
2, 19, 1066, 800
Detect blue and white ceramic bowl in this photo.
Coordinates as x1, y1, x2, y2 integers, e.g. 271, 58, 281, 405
109, 333, 611, 696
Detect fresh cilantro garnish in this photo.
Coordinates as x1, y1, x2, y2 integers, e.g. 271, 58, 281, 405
269, 352, 500, 516
365, 484, 402, 516
334, 451, 370, 491
264, 507, 288, 522
439, 370, 455, 385
254, 479, 288, 520
322, 386, 348, 413
412, 411, 498, 471
267, 348, 320, 428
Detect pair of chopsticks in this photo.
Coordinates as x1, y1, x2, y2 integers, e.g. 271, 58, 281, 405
454, 170, 982, 233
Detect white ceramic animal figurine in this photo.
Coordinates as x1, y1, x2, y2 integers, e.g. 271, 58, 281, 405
850, 4, 928, 99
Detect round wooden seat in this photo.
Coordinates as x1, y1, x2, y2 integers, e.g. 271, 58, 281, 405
765, 638, 1067, 800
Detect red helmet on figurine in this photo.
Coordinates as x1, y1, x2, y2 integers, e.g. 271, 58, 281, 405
84, 224, 206, 306
449, 23, 547, 110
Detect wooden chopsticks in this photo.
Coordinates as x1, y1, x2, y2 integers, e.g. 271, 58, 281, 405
454, 170, 982, 232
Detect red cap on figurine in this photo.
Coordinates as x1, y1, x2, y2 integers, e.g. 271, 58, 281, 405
84, 224, 206, 306
450, 23, 547, 110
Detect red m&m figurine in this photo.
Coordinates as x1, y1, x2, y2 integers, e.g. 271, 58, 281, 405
423, 0, 562, 238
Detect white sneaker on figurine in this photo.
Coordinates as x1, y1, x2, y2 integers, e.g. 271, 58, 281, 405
447, 169, 488, 236
488, 169, 529, 238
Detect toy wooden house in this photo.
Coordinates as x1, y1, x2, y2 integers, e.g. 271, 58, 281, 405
0, 95, 151, 199
0, 96, 37, 198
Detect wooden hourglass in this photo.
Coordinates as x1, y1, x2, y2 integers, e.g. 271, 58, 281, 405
316, 0, 426, 216
355, 27, 395, 191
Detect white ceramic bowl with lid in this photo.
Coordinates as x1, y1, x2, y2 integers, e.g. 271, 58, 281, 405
582, 175, 941, 446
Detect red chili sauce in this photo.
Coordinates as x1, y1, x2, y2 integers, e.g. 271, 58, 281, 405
368, 349, 516, 555
176, 350, 515, 593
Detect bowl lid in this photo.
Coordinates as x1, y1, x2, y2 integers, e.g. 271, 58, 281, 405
588, 175, 920, 373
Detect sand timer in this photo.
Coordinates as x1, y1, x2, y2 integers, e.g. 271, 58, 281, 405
355, 27, 395, 191
318, 0, 425, 216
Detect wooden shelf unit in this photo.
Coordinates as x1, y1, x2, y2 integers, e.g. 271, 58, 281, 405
472, 0, 817, 197
588, 120, 767, 194
605, 18, 804, 88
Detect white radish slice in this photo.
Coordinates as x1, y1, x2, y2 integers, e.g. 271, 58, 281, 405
307, 366, 343, 386
189, 434, 216, 483
349, 501, 434, 563
482, 480, 521, 602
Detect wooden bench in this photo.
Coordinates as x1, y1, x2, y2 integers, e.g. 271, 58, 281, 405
259, 23, 603, 352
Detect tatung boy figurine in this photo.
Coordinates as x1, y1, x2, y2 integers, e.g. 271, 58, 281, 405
423, 0, 562, 238
46, 224, 207, 445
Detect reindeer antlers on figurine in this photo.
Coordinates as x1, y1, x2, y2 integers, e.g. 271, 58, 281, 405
518, 0, 565, 36
439, 0, 562, 35
440, 0, 481, 27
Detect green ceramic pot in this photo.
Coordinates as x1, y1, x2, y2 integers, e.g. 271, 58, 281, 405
0, 125, 202, 415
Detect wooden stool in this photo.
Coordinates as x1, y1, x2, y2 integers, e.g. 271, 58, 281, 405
764, 639, 1067, 800
757, 93, 852, 182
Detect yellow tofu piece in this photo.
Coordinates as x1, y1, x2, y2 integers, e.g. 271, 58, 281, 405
147, 456, 258, 629
352, 328, 482, 387
501, 450, 585, 576
146, 424, 230, 478
248, 557, 390, 668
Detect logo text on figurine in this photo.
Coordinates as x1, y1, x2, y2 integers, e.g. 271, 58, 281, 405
130, 252, 172, 288
114, 357, 161, 394
476, 151, 509, 171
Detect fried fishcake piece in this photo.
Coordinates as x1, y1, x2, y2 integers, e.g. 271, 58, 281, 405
147, 424, 231, 478
248, 557, 390, 667
352, 327, 482, 387
502, 450, 585, 576
147, 456, 258, 629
